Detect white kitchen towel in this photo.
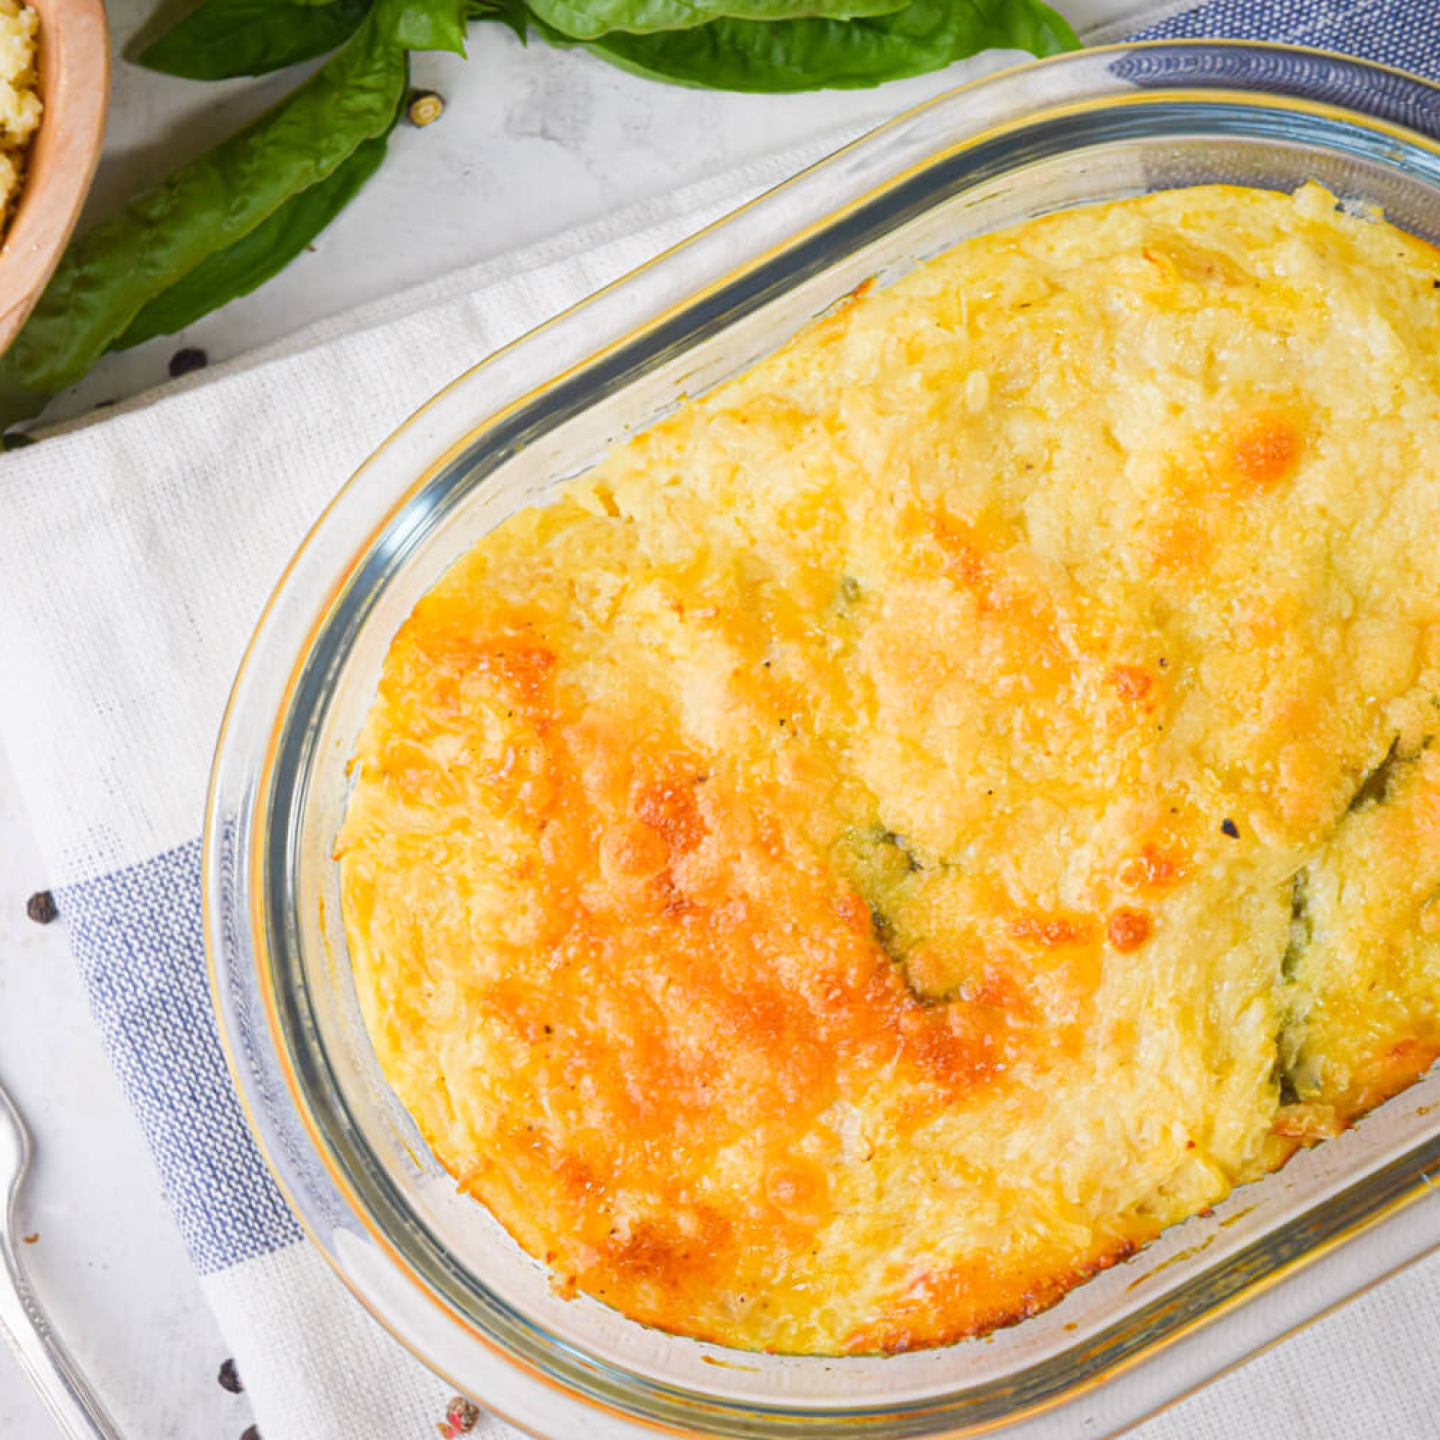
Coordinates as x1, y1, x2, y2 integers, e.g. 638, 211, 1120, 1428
4, 2, 1440, 1438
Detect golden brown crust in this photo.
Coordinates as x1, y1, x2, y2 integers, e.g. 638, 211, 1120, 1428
339, 184, 1440, 1354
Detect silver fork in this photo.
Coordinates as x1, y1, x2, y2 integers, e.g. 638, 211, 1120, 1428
0, 1077, 124, 1438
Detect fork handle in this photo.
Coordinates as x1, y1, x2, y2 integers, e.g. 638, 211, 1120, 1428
0, 1237, 124, 1440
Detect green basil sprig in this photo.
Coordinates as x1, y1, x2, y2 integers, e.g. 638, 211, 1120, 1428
469, 0, 528, 37
529, 0, 906, 43
4, 0, 1077, 438
383, 0, 469, 51
114, 129, 394, 351
540, 0, 1078, 90
136, 0, 375, 81
0, 9, 414, 432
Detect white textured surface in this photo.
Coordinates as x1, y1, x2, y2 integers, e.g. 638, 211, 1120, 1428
3, 0, 1440, 1435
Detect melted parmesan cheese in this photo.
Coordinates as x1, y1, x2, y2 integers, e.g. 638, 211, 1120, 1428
338, 184, 1440, 1354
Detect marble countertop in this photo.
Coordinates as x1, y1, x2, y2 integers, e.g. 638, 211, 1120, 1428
5, 0, 1440, 1435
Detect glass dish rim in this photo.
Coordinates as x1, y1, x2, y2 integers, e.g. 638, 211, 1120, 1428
205, 37, 1440, 1440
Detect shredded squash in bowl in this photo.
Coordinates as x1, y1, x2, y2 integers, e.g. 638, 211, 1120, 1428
0, 0, 40, 233
337, 182, 1440, 1355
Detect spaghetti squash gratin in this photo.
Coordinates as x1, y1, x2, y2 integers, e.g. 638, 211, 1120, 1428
338, 183, 1440, 1355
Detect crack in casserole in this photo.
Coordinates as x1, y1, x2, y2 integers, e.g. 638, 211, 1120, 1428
338, 183, 1440, 1354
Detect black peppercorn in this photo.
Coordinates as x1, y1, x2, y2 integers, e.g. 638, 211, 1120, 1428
25, 891, 57, 924
218, 1358, 242, 1394
1220, 818, 1240, 839
168, 347, 209, 379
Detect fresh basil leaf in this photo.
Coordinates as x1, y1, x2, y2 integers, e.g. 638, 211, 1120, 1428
114, 131, 394, 350
546, 0, 1078, 89
531, 0, 905, 42
135, 0, 373, 80
0, 14, 406, 430
379, 0, 468, 51
471, 0, 528, 39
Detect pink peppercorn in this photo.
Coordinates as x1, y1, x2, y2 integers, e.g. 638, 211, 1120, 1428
436, 1396, 480, 1437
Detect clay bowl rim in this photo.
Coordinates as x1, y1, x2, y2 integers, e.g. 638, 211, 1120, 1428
0, 0, 110, 358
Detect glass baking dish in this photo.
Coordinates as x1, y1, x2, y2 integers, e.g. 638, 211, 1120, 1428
206, 40, 1440, 1439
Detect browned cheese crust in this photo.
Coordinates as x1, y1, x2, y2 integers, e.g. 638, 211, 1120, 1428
338, 184, 1440, 1354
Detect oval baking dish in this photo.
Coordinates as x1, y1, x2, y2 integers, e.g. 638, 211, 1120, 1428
207, 41, 1440, 1440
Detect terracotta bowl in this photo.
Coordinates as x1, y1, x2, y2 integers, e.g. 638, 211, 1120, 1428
0, 0, 109, 354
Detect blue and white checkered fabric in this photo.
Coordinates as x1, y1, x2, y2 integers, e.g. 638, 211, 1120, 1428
59, 842, 303, 1272
1137, 0, 1440, 80
5, 3, 1440, 1437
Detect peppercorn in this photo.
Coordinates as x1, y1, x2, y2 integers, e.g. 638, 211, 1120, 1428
168, 347, 208, 379
1220, 818, 1240, 838
25, 891, 57, 925
218, 1358, 242, 1394
407, 90, 446, 127
437, 1396, 480, 1436
240, 1427, 260, 1440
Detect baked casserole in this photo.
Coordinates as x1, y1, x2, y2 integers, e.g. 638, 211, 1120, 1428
337, 182, 1440, 1356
